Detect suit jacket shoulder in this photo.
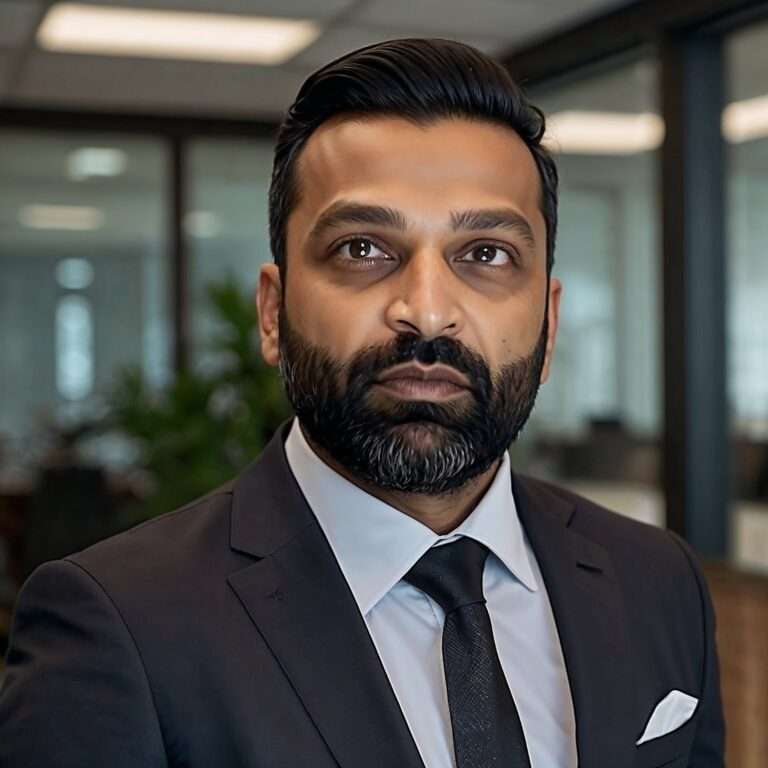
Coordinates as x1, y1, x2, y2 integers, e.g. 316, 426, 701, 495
515, 472, 711, 670
517, 473, 706, 589
70, 479, 243, 599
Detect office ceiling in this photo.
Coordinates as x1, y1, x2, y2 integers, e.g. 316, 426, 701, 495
0, 0, 633, 118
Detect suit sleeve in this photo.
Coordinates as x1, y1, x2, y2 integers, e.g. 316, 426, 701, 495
0, 559, 168, 767
667, 532, 726, 768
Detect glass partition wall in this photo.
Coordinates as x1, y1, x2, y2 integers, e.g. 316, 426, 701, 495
0, 133, 171, 468
0, 132, 280, 468
725, 22, 768, 574
186, 139, 274, 372
0, 132, 172, 622
518, 55, 663, 527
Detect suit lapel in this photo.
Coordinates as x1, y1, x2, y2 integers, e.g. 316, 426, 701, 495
227, 421, 425, 768
513, 474, 638, 768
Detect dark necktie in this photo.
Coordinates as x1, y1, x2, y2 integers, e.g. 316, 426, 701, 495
403, 536, 532, 768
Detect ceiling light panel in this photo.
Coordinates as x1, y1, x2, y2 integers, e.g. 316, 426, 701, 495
723, 95, 768, 143
37, 3, 322, 65
184, 210, 221, 239
19, 204, 105, 231
68, 147, 127, 180
544, 111, 665, 155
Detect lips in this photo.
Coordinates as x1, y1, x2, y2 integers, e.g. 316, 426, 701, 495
375, 363, 471, 389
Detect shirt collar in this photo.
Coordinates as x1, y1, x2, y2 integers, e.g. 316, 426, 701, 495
284, 417, 538, 616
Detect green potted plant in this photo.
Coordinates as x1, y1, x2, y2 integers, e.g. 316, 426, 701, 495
105, 277, 291, 520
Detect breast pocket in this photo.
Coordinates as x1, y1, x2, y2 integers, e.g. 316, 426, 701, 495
634, 718, 695, 768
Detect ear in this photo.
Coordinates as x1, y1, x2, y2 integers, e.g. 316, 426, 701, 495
257, 263, 282, 366
539, 277, 562, 385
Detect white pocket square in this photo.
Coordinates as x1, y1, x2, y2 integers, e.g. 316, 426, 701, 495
636, 689, 699, 745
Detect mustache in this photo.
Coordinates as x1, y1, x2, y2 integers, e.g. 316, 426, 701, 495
346, 333, 492, 400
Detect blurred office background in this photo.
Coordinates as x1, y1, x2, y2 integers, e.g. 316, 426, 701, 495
0, 0, 767, 763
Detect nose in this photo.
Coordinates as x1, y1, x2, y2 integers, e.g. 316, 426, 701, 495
384, 248, 464, 340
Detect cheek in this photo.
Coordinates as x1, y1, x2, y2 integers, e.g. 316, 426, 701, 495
283, 278, 385, 359
466, 299, 545, 371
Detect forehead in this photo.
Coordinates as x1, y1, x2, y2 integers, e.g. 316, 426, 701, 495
290, 114, 545, 235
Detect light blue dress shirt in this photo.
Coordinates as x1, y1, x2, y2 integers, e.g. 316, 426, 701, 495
284, 418, 578, 768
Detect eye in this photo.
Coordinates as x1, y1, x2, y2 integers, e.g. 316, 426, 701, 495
334, 236, 394, 265
457, 243, 516, 267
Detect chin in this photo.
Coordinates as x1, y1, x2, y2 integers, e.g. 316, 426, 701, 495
389, 421, 453, 448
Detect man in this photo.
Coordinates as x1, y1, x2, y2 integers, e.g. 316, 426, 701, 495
0, 39, 724, 767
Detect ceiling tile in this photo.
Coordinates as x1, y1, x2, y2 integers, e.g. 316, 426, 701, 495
493, 0, 633, 42
728, 23, 768, 102
68, 0, 357, 21
291, 24, 511, 69
12, 51, 312, 117
350, 0, 554, 39
0, 50, 17, 98
0, 0, 44, 48
350, 0, 631, 40
531, 58, 658, 114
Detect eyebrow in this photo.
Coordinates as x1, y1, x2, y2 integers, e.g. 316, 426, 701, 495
307, 199, 537, 250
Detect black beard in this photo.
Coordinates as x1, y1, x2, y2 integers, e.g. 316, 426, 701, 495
277, 309, 548, 495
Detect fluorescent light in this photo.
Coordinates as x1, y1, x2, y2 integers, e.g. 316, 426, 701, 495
19, 204, 104, 231
56, 258, 95, 290
544, 111, 665, 155
37, 3, 321, 65
68, 147, 126, 180
184, 211, 221, 239
723, 95, 768, 143
541, 99, 768, 151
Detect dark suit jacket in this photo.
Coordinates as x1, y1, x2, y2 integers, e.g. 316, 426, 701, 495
0, 419, 725, 767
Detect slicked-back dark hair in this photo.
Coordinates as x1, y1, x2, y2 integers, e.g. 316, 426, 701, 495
268, 37, 558, 284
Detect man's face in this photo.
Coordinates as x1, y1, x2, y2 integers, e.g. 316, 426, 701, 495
258, 115, 561, 494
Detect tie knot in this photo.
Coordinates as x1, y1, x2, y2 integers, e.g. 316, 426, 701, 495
403, 537, 490, 614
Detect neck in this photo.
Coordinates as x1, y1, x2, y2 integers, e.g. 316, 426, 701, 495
300, 425, 503, 534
